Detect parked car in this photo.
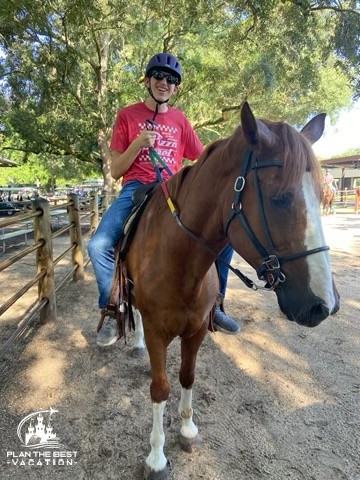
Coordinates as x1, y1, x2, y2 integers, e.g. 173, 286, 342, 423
0, 202, 21, 216
12, 200, 32, 210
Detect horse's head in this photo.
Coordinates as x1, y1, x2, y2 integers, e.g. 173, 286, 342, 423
222, 102, 340, 327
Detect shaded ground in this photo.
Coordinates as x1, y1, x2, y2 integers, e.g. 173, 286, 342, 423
0, 213, 359, 480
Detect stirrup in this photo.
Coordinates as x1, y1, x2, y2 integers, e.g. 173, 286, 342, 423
97, 307, 116, 333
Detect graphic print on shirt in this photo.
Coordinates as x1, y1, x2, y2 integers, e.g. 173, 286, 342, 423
137, 122, 178, 167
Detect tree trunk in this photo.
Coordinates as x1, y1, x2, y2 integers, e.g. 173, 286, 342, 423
98, 127, 115, 192
96, 31, 119, 194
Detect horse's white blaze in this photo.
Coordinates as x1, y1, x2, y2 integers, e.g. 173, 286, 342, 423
133, 308, 145, 350
302, 173, 336, 312
145, 401, 167, 472
178, 388, 198, 439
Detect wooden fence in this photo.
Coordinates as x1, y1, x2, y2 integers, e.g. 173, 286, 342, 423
334, 188, 359, 210
0, 191, 109, 359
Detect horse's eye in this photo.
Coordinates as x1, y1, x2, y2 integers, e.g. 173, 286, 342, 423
270, 192, 293, 208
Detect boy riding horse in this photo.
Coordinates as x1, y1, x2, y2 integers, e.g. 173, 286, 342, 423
88, 52, 240, 347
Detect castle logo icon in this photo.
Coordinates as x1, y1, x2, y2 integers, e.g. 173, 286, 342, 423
17, 407, 63, 449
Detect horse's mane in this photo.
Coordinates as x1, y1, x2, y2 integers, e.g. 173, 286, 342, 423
261, 119, 323, 193
200, 120, 323, 194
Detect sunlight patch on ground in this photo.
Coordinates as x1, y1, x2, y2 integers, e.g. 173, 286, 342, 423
15, 342, 68, 410
68, 329, 89, 349
242, 329, 306, 367
96, 366, 109, 378
210, 333, 328, 409
321, 214, 360, 255
345, 298, 360, 310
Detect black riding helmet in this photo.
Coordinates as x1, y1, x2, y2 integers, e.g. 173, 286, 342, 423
145, 53, 181, 120
145, 52, 182, 84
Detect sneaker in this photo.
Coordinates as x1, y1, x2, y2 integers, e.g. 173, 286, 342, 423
213, 306, 240, 335
97, 315, 120, 347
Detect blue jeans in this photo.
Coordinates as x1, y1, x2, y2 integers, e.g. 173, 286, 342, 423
87, 180, 142, 308
88, 179, 234, 307
217, 243, 234, 297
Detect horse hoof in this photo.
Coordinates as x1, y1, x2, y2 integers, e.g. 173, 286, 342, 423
132, 347, 146, 358
179, 433, 202, 453
143, 462, 170, 480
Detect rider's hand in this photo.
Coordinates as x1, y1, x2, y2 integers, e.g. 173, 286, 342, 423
135, 129, 156, 149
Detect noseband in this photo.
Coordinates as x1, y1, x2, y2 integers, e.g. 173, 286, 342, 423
224, 148, 329, 290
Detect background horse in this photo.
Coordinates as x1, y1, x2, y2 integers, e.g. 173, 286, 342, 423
124, 102, 340, 480
322, 183, 335, 215
355, 186, 360, 214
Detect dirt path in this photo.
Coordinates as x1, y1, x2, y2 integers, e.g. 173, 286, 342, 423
0, 213, 359, 480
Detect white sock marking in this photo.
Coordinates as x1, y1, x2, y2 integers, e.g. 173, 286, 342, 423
133, 308, 145, 351
178, 388, 198, 439
145, 401, 167, 472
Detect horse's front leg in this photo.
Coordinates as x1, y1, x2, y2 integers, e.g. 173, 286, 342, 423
144, 400, 168, 480
144, 336, 171, 480
178, 388, 201, 453
132, 308, 146, 358
178, 321, 208, 453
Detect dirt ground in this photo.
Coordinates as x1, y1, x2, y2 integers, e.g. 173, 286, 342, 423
0, 212, 359, 480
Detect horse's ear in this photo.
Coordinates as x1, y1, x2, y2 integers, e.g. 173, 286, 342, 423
241, 101, 275, 149
300, 113, 326, 145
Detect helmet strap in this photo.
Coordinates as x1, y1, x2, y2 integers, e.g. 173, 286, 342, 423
148, 87, 169, 121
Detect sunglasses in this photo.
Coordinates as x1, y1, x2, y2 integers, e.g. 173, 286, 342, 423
151, 70, 179, 85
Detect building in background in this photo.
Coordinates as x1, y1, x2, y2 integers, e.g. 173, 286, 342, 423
319, 155, 360, 190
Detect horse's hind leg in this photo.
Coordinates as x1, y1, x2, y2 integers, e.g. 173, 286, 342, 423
132, 308, 146, 358
178, 322, 208, 453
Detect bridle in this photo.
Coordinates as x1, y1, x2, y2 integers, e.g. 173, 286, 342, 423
223, 147, 329, 290
156, 145, 330, 292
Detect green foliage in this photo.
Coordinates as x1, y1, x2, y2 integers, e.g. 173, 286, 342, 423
0, 0, 359, 188
0, 152, 100, 189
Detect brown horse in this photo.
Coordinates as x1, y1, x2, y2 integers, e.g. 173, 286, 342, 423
322, 183, 334, 215
355, 186, 360, 214
123, 102, 340, 479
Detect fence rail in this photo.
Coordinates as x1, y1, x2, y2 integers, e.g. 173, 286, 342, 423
334, 188, 359, 205
0, 191, 106, 358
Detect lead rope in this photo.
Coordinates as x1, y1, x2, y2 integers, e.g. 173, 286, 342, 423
145, 119, 177, 212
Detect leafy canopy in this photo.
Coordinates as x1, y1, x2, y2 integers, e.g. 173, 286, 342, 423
0, 0, 359, 188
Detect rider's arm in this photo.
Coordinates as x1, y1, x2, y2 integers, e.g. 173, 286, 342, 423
110, 130, 156, 180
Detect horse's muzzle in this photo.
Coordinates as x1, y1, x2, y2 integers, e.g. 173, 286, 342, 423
275, 287, 339, 327
293, 302, 330, 327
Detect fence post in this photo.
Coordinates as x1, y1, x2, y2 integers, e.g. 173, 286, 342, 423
68, 193, 85, 281
33, 198, 57, 323
90, 190, 99, 235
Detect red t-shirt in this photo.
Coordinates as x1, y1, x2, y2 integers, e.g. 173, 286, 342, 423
110, 102, 203, 184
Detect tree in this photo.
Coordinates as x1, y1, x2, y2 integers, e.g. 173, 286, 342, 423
1, 0, 359, 190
